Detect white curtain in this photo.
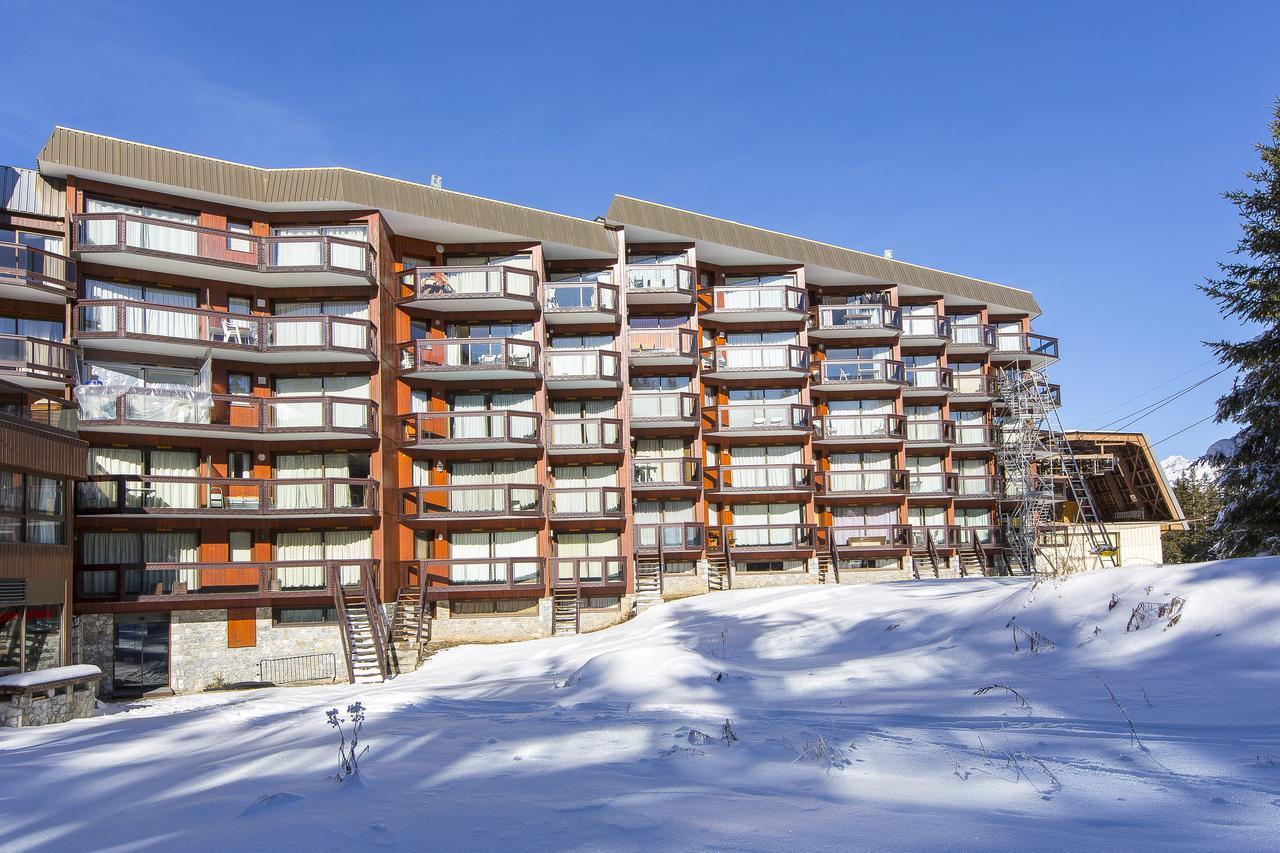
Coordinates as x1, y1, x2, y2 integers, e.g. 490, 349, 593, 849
142, 532, 200, 591
829, 452, 891, 492
275, 453, 325, 509
272, 301, 325, 347
451, 394, 489, 439
324, 225, 368, 271
326, 530, 371, 585
127, 287, 198, 340
81, 530, 142, 564
149, 450, 198, 509
275, 532, 326, 589
82, 448, 143, 509
83, 279, 141, 332
903, 304, 938, 336
732, 503, 802, 546
271, 226, 323, 267
86, 198, 198, 254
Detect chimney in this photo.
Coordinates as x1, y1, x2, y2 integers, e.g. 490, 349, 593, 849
883, 249, 894, 260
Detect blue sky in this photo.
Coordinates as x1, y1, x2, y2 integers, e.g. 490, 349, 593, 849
5, 0, 1276, 460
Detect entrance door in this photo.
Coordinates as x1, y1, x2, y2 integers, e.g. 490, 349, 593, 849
113, 613, 170, 694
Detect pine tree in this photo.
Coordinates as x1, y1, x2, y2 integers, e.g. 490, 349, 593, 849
1201, 97, 1280, 557
1161, 474, 1221, 563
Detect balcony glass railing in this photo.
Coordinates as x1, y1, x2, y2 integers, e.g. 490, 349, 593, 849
76, 476, 377, 514
821, 524, 912, 550
708, 284, 807, 313
953, 423, 998, 446
0, 239, 77, 297
76, 390, 376, 435
625, 264, 696, 294
544, 281, 619, 315
548, 487, 626, 517
629, 328, 696, 359
819, 469, 909, 495
411, 558, 544, 591
706, 404, 811, 432
952, 374, 998, 397
993, 331, 1060, 360
400, 265, 536, 301
948, 323, 996, 348
703, 344, 809, 373
629, 392, 698, 422
811, 305, 902, 334
904, 366, 953, 392
708, 524, 817, 551
814, 358, 904, 385
403, 484, 544, 517
907, 472, 958, 495
813, 414, 906, 441
902, 315, 951, 338
400, 338, 540, 373
76, 301, 374, 355
905, 419, 954, 443
552, 557, 627, 588
0, 334, 76, 383
546, 417, 623, 451
400, 411, 541, 445
75, 559, 375, 600
72, 213, 375, 279
632, 458, 701, 487
544, 349, 622, 382
707, 464, 813, 492
634, 522, 705, 553
955, 475, 1001, 497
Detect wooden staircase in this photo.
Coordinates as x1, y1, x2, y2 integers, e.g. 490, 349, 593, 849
958, 540, 987, 578
911, 535, 942, 579
634, 552, 664, 612
335, 582, 387, 684
816, 535, 840, 584
552, 589, 580, 636
388, 586, 427, 674
706, 548, 732, 591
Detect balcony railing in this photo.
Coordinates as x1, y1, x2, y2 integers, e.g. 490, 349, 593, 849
905, 419, 955, 444
75, 300, 376, 357
706, 464, 814, 493
634, 522, 705, 554
413, 557, 544, 594
0, 335, 76, 385
706, 284, 807, 315
948, 323, 996, 349
953, 423, 999, 447
907, 472, 959, 495
76, 390, 377, 437
955, 475, 1002, 498
625, 264, 696, 296
0, 239, 77, 300
402, 484, 544, 518
544, 280, 620, 317
75, 559, 377, 601
400, 265, 537, 304
813, 358, 904, 386
708, 524, 817, 551
548, 487, 626, 518
810, 305, 902, 336
629, 392, 699, 424
992, 331, 1060, 361
546, 417, 623, 452
552, 556, 627, 588
543, 349, 622, 384
400, 338, 540, 376
628, 328, 697, 361
912, 525, 1002, 549
400, 410, 542, 448
76, 476, 377, 515
817, 469, 909, 496
901, 315, 951, 339
812, 414, 906, 442
820, 524, 913, 551
0, 385, 79, 435
952, 374, 999, 397
953, 525, 1002, 547
904, 366, 953, 393
632, 458, 702, 488
702, 344, 809, 375
72, 213, 376, 282
704, 404, 811, 433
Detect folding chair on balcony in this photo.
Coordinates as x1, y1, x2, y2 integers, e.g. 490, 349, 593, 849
222, 318, 253, 345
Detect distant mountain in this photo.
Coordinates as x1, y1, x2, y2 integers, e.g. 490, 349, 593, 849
1161, 436, 1236, 484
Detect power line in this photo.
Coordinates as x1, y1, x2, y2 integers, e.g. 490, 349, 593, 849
1080, 356, 1218, 428
1092, 366, 1230, 434
1149, 414, 1216, 450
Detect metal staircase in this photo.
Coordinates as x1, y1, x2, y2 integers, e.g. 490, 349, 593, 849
996, 368, 1115, 574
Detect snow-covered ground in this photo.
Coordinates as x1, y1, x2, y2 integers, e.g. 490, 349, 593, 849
3, 559, 1279, 852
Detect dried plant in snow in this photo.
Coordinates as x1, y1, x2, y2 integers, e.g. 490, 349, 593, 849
326, 702, 369, 781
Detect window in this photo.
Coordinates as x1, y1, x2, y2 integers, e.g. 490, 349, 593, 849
0, 227, 64, 254
230, 530, 253, 562
0, 316, 64, 341
228, 296, 252, 315
228, 452, 252, 479
274, 607, 338, 625
0, 469, 65, 544
228, 372, 253, 395
739, 560, 806, 573
451, 599, 538, 617
0, 603, 63, 672
226, 221, 253, 253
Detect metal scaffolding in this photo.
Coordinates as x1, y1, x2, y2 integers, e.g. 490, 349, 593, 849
996, 368, 1115, 574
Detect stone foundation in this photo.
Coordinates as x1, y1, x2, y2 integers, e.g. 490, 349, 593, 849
429, 598, 551, 643
581, 595, 633, 633
730, 568, 819, 588
0, 671, 101, 727
660, 572, 709, 598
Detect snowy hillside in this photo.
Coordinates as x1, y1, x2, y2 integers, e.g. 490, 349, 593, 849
1161, 436, 1235, 484
3, 560, 1280, 851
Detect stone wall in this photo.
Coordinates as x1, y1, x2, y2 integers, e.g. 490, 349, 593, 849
580, 595, 633, 633
730, 568, 819, 589
169, 609, 345, 693
661, 572, 708, 598
75, 614, 114, 697
429, 598, 551, 643
0, 677, 100, 727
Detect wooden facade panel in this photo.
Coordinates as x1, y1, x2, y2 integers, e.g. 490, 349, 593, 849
226, 608, 257, 648
0, 420, 87, 480
0, 543, 73, 581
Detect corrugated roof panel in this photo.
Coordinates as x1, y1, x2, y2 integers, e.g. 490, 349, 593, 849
1, 166, 65, 218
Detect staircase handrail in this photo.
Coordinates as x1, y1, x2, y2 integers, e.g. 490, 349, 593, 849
329, 565, 356, 684
362, 564, 391, 681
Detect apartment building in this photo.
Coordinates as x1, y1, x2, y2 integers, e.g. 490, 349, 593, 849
0, 167, 87, 677
17, 128, 1059, 693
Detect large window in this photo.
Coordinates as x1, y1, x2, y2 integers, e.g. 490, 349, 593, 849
0, 602, 62, 672
0, 469, 65, 544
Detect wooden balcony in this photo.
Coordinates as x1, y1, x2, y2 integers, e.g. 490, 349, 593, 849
702, 344, 809, 381
951, 374, 1000, 401
0, 239, 76, 304
990, 331, 1060, 368
952, 423, 999, 451
551, 556, 628, 591
812, 414, 906, 447
400, 410, 542, 454
0, 335, 76, 390
629, 392, 699, 433
703, 404, 811, 439
811, 358, 905, 392
543, 349, 622, 391
71, 213, 377, 286
76, 391, 377, 440
401, 484, 544, 527
75, 300, 376, 364
632, 458, 701, 496
628, 328, 697, 368
904, 419, 955, 448
954, 475, 1003, 501
906, 472, 959, 498
409, 558, 545, 601
903, 366, 953, 398
76, 476, 378, 518
901, 315, 952, 346
399, 264, 538, 313
74, 559, 377, 604
547, 487, 626, 526
815, 469, 909, 500
399, 338, 540, 382
947, 323, 996, 354
702, 282, 808, 324
634, 522, 705, 555
545, 417, 624, 458
705, 464, 814, 500
543, 281, 620, 326
707, 524, 817, 554
625, 264, 697, 307
808, 304, 902, 340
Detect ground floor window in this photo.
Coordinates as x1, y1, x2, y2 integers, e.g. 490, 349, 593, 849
451, 598, 538, 617
582, 596, 621, 611
274, 607, 339, 626
738, 559, 806, 573
0, 603, 62, 671
839, 558, 902, 570
663, 560, 697, 575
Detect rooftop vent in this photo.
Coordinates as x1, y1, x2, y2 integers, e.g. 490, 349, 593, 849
883, 249, 894, 260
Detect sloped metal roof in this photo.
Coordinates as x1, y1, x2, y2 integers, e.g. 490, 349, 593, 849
1, 166, 64, 219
